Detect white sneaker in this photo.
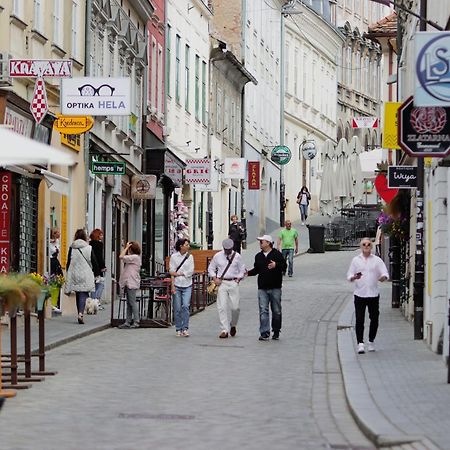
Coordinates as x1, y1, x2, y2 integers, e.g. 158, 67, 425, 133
367, 342, 375, 352
176, 330, 182, 337
182, 329, 190, 337
357, 343, 365, 354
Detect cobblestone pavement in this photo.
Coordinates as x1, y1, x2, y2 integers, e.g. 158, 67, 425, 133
1, 242, 376, 450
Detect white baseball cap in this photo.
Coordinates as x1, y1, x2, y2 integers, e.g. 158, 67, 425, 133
257, 235, 274, 244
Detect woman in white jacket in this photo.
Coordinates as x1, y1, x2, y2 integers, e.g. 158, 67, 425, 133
65, 229, 100, 324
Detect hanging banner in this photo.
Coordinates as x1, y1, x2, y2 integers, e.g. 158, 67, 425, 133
185, 159, 211, 184
0, 172, 11, 273
9, 59, 73, 78
248, 161, 260, 190
131, 175, 157, 200
382, 102, 401, 149
351, 117, 379, 128
224, 158, 247, 179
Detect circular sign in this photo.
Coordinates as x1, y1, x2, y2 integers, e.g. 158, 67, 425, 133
300, 140, 317, 160
271, 145, 291, 165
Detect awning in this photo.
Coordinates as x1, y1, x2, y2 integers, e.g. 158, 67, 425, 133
41, 169, 69, 195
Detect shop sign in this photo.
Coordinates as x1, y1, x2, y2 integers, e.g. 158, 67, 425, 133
271, 146, 291, 165
9, 59, 73, 78
53, 115, 94, 135
382, 102, 401, 149
398, 96, 450, 157
3, 107, 33, 137
60, 134, 81, 152
164, 153, 183, 186
388, 166, 418, 189
224, 158, 247, 179
91, 161, 126, 175
0, 172, 11, 273
185, 159, 211, 184
248, 161, 260, 190
415, 32, 450, 106
131, 175, 157, 200
351, 116, 379, 128
61, 77, 131, 115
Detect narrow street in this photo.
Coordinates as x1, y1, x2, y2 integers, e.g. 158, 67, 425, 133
1, 248, 377, 450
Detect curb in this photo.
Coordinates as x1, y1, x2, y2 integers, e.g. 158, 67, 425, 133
337, 298, 433, 448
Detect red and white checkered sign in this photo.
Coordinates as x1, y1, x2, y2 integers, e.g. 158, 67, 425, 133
30, 77, 48, 124
184, 158, 211, 184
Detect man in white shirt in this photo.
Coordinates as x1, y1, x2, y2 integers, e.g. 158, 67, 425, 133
208, 239, 246, 338
347, 237, 389, 354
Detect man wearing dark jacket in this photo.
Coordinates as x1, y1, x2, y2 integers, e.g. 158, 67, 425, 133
247, 235, 287, 341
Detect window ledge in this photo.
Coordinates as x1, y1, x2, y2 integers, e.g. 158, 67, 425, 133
30, 29, 48, 44
51, 43, 67, 57
70, 57, 84, 71
10, 14, 27, 30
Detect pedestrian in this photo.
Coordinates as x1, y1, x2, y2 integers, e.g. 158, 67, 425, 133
118, 241, 142, 329
228, 214, 246, 253
347, 237, 389, 354
247, 235, 287, 341
277, 220, 299, 277
296, 186, 311, 225
49, 227, 63, 311
208, 238, 246, 338
169, 238, 194, 337
65, 229, 100, 324
89, 228, 106, 308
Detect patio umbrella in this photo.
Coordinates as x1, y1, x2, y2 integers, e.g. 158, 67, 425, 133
348, 136, 364, 205
0, 127, 75, 166
335, 138, 354, 210
319, 139, 336, 216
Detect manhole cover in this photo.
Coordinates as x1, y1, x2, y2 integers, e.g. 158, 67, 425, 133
119, 413, 195, 420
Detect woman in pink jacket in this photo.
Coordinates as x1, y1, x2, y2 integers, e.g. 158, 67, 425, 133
118, 241, 142, 329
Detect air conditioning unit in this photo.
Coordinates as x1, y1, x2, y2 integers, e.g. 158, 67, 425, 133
162, 126, 171, 136
0, 53, 13, 87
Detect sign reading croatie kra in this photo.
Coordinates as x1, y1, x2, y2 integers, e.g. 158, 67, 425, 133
61, 77, 131, 116
351, 116, 379, 128
9, 59, 73, 77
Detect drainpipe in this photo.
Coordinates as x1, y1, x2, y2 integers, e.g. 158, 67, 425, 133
84, 0, 92, 229
240, 0, 247, 249
279, 9, 286, 227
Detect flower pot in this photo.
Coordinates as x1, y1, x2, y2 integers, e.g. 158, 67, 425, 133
48, 286, 60, 307
36, 289, 49, 312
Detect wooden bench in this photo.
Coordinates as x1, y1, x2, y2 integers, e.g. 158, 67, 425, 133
165, 249, 219, 274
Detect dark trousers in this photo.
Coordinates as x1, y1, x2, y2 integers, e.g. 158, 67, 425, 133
233, 240, 242, 254
354, 295, 379, 344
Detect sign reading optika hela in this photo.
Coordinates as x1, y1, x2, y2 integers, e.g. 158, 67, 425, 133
61, 77, 131, 115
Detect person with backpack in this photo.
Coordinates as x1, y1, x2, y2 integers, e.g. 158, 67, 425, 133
296, 186, 311, 225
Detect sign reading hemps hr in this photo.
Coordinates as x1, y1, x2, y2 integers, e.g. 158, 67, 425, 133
184, 159, 211, 184
248, 161, 260, 190
0, 172, 11, 274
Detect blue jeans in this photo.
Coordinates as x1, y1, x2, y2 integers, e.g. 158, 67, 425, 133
281, 249, 294, 276
258, 288, 282, 337
75, 292, 89, 315
173, 285, 192, 331
299, 204, 308, 222
91, 279, 105, 301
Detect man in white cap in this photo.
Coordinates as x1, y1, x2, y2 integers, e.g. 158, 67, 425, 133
247, 235, 287, 341
208, 238, 246, 338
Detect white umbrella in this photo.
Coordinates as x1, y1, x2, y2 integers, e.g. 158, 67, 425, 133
0, 127, 75, 166
319, 139, 336, 216
348, 136, 364, 204
335, 138, 354, 209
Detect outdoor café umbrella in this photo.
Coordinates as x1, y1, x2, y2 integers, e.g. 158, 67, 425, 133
319, 139, 336, 216
335, 138, 354, 210
348, 135, 364, 205
0, 127, 75, 166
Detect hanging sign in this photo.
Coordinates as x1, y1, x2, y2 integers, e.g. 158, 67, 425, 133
248, 161, 260, 189
0, 172, 11, 273
53, 115, 94, 134
382, 102, 401, 149
131, 175, 157, 200
271, 146, 291, 165
224, 158, 247, 179
375, 173, 398, 203
388, 166, 418, 189
91, 161, 126, 175
351, 116, 379, 128
398, 96, 450, 157
9, 59, 73, 78
185, 159, 211, 184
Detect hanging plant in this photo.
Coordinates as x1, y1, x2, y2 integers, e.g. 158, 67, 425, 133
377, 210, 409, 240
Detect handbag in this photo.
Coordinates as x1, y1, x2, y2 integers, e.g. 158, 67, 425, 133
207, 252, 236, 297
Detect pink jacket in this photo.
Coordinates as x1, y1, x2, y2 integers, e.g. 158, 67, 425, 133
119, 254, 141, 289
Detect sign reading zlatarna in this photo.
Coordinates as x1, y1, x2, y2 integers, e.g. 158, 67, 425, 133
61, 77, 131, 115
53, 114, 94, 135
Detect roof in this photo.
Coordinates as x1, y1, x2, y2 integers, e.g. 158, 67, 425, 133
367, 11, 397, 37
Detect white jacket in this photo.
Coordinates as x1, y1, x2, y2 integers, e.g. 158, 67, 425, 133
65, 239, 95, 293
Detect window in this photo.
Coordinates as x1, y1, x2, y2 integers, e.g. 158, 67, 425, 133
12, 0, 23, 17
157, 44, 163, 115
195, 55, 200, 121
202, 61, 207, 125
53, 0, 63, 45
355, 50, 361, 91
166, 24, 171, 96
231, 101, 235, 145
71, 1, 79, 59
34, 0, 43, 32
294, 48, 299, 97
223, 95, 229, 142
285, 42, 289, 90
346, 46, 352, 86
185, 44, 190, 112
216, 86, 222, 134
151, 37, 157, 109
175, 34, 181, 104
364, 56, 369, 92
